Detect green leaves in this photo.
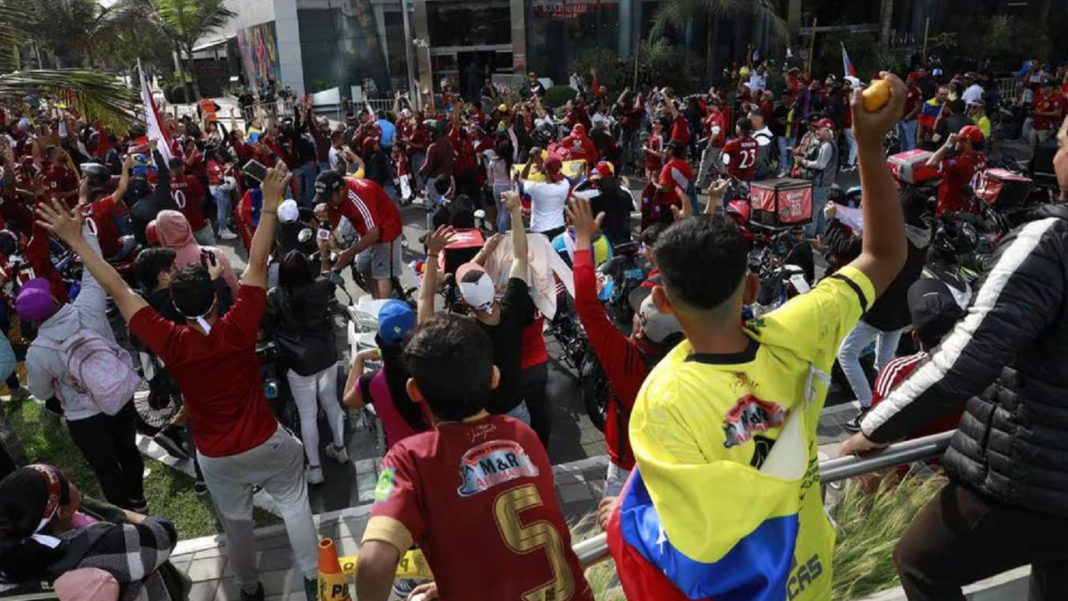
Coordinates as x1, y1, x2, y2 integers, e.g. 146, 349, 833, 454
0, 69, 138, 127
649, 0, 788, 46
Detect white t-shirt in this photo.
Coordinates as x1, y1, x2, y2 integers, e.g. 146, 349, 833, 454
962, 84, 984, 105
747, 73, 767, 92
328, 146, 344, 170
523, 179, 571, 233
753, 126, 774, 147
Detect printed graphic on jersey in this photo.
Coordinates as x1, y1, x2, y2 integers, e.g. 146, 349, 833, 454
457, 440, 539, 497
722, 395, 786, 448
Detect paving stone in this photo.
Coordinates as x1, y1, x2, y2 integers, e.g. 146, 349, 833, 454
554, 472, 582, 486
215, 578, 240, 601
258, 547, 295, 572
354, 458, 378, 475
194, 546, 226, 560
188, 579, 220, 601
187, 557, 228, 582
341, 516, 369, 540
256, 534, 293, 551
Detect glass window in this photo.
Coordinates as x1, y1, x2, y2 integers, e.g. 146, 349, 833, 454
427, 2, 512, 48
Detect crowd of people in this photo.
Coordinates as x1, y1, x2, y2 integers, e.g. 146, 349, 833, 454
0, 46, 1063, 601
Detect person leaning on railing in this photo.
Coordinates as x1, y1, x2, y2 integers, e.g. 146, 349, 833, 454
840, 113, 1068, 601
599, 73, 909, 601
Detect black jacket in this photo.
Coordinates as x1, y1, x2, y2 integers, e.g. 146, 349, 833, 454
264, 278, 338, 376
863, 216, 1068, 518
130, 149, 179, 246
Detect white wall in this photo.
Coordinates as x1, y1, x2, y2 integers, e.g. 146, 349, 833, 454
203, 0, 306, 95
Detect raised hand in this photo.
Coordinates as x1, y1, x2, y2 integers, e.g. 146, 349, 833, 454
426, 225, 457, 256
502, 190, 522, 214
565, 197, 604, 242
260, 162, 292, 212
850, 72, 907, 148
36, 198, 85, 245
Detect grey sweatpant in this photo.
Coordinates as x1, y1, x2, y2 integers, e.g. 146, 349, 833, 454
197, 425, 318, 592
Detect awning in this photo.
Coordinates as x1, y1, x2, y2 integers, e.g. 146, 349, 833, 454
192, 35, 234, 53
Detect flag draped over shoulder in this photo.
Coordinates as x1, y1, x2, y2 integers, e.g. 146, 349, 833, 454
139, 61, 173, 164
607, 410, 815, 601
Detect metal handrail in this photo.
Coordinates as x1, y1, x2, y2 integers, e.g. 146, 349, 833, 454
574, 430, 956, 568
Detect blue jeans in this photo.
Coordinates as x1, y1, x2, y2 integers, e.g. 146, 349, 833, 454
898, 120, 918, 152
837, 321, 903, 408
806, 186, 831, 237
505, 401, 531, 426
294, 164, 317, 207
492, 183, 512, 233
210, 186, 232, 234
777, 137, 791, 176
843, 128, 857, 167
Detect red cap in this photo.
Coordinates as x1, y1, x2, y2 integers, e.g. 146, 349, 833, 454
958, 125, 985, 144
146, 220, 159, 246
816, 118, 835, 131
907, 71, 920, 81
571, 123, 587, 138
590, 161, 614, 180
543, 154, 563, 175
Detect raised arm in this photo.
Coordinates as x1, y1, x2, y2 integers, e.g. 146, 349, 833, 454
113, 154, 134, 205
926, 133, 957, 168
845, 73, 908, 297
419, 226, 456, 324
501, 190, 527, 280
243, 163, 290, 288
35, 199, 147, 322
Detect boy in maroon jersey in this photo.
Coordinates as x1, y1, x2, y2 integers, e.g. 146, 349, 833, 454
721, 117, 760, 182
356, 314, 595, 601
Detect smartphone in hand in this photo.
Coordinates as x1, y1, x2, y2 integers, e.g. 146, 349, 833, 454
242, 159, 268, 183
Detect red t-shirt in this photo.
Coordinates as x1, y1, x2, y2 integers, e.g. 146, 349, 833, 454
722, 136, 760, 181
44, 164, 78, 207
657, 158, 692, 207
367, 414, 594, 601
705, 111, 726, 148
559, 135, 599, 164
81, 195, 127, 259
185, 149, 207, 182
936, 151, 985, 216
207, 159, 225, 187
520, 317, 549, 369
644, 134, 664, 172
669, 114, 689, 145
903, 85, 923, 119
1034, 92, 1067, 131
329, 177, 403, 243
872, 352, 963, 437
129, 286, 278, 457
170, 175, 209, 232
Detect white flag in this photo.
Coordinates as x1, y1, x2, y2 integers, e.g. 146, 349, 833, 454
834, 203, 864, 235
139, 60, 173, 164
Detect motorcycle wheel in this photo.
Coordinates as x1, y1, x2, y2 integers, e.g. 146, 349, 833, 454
580, 352, 610, 432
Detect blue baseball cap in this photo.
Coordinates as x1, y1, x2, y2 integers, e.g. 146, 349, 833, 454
378, 300, 415, 346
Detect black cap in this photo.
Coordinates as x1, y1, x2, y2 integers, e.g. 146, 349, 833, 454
314, 170, 344, 204
907, 279, 965, 343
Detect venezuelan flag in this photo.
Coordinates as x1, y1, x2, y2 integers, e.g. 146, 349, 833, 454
608, 411, 813, 601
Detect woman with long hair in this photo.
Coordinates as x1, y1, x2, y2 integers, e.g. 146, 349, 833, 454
264, 250, 349, 485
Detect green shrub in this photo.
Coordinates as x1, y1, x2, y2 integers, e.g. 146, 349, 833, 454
543, 85, 578, 109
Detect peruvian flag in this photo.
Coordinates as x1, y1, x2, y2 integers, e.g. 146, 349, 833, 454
841, 44, 857, 79
138, 60, 173, 164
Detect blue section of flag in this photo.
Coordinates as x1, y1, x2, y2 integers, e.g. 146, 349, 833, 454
618, 469, 799, 601
841, 45, 857, 78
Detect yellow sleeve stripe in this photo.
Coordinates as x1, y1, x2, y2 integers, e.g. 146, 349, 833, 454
361, 516, 414, 554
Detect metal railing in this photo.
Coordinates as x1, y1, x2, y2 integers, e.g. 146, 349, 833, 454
573, 430, 955, 569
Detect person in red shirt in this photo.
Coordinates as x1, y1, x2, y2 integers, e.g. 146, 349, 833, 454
81, 159, 135, 261
927, 125, 986, 216
355, 314, 595, 601
316, 171, 404, 299
654, 141, 693, 222
167, 158, 214, 246
181, 137, 207, 183
558, 123, 599, 165
666, 100, 690, 146
37, 164, 322, 601
1032, 81, 1067, 146
899, 72, 924, 152
642, 119, 666, 181
567, 197, 682, 495
42, 145, 78, 208
721, 117, 760, 182
696, 98, 727, 187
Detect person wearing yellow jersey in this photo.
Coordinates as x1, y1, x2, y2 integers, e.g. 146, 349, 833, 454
600, 73, 909, 601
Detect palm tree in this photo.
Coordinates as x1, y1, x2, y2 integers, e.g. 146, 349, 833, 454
650, 0, 787, 80
128, 0, 236, 102
0, 0, 136, 128
27, 0, 121, 68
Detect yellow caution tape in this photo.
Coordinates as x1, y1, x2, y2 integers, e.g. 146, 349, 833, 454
338, 549, 434, 580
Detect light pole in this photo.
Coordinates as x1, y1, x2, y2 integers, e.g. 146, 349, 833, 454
400, 0, 420, 110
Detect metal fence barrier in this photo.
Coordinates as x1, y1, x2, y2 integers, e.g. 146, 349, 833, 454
573, 430, 956, 569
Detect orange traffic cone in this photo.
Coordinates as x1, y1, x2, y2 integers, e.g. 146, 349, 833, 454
318, 538, 352, 601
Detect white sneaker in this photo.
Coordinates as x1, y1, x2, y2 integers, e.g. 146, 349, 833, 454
218, 230, 238, 240
325, 444, 349, 464
306, 465, 324, 485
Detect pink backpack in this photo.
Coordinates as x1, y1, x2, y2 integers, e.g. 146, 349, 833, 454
36, 331, 142, 415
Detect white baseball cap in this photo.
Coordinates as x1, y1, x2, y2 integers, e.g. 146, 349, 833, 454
456, 263, 496, 313
278, 199, 300, 224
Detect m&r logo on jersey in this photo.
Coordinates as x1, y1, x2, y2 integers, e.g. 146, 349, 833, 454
457, 440, 539, 497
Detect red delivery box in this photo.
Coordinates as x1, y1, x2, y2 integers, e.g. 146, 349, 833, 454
974, 168, 1033, 208
888, 149, 940, 184
750, 178, 813, 227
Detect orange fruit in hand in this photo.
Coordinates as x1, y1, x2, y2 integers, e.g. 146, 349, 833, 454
861, 79, 891, 112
